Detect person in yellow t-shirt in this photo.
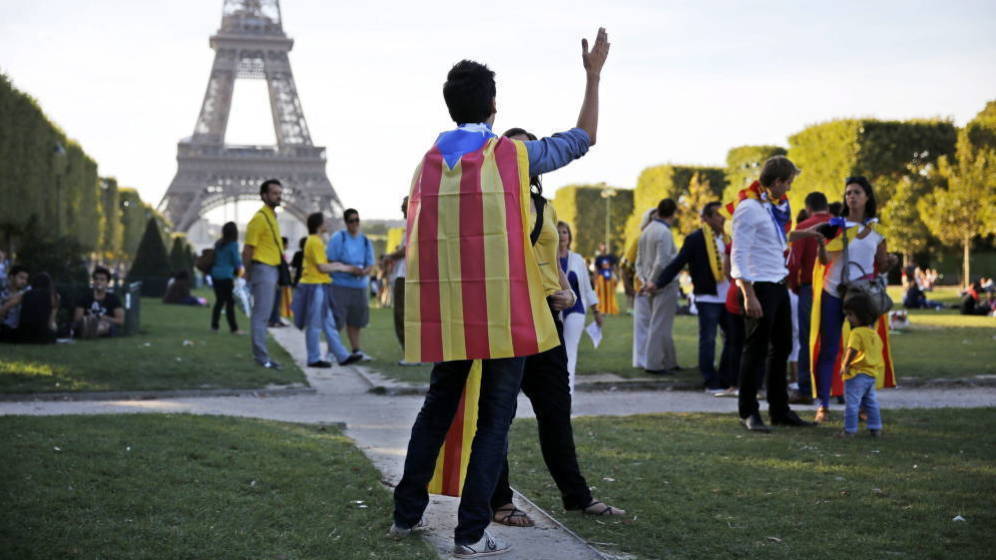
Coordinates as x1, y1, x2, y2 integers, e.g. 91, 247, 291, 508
836, 295, 884, 438
241, 179, 284, 369
291, 212, 362, 368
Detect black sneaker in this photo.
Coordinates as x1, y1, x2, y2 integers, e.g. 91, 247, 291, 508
338, 353, 362, 366
307, 360, 332, 368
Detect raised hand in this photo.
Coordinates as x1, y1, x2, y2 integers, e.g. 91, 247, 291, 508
582, 27, 610, 76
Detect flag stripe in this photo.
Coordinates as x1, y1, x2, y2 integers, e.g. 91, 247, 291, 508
438, 161, 467, 360
458, 150, 491, 357
417, 151, 444, 360
494, 139, 538, 356
441, 388, 466, 496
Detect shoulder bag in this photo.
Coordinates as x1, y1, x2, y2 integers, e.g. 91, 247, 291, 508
837, 224, 892, 317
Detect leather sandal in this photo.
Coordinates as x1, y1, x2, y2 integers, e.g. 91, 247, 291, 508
581, 499, 627, 516
492, 505, 534, 527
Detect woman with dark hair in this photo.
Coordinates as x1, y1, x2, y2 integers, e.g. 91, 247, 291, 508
210, 221, 243, 333
484, 127, 623, 527
15, 272, 59, 344
793, 176, 899, 423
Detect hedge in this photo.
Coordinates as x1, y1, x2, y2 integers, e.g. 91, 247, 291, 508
551, 185, 634, 258
723, 145, 787, 203
622, 165, 726, 254
127, 218, 172, 297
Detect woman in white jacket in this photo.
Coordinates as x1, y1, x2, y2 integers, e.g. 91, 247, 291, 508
557, 221, 603, 393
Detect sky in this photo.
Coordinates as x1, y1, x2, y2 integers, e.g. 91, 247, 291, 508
2, 0, 995, 221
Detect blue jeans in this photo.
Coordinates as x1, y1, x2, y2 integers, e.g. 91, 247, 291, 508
394, 357, 525, 545
697, 302, 732, 390
796, 284, 813, 396
814, 292, 844, 408
843, 374, 883, 433
304, 287, 350, 364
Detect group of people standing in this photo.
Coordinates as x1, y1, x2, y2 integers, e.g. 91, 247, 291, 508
629, 156, 898, 437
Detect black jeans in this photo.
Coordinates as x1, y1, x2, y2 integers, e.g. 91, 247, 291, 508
491, 318, 592, 512
211, 278, 237, 332
394, 357, 525, 545
738, 282, 792, 420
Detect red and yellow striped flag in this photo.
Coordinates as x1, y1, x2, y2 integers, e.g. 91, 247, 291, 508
404, 136, 558, 364
427, 360, 482, 497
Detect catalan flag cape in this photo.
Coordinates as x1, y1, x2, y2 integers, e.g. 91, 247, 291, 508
808, 223, 896, 398
404, 135, 558, 364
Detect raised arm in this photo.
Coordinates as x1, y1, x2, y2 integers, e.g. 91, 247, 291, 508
577, 27, 609, 146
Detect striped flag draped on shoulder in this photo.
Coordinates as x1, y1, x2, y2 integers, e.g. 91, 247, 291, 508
404, 136, 558, 364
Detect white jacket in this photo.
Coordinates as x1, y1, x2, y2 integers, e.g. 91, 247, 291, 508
562, 251, 598, 318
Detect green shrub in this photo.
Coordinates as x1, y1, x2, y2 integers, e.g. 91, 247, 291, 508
723, 145, 787, 202
127, 218, 172, 296
551, 185, 633, 257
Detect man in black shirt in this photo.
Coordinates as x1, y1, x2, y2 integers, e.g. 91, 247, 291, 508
74, 266, 124, 338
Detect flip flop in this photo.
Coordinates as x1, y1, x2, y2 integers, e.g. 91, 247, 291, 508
581, 500, 626, 516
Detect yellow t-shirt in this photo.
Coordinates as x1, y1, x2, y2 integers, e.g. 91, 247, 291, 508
845, 325, 884, 382
244, 206, 282, 266
533, 200, 561, 297
300, 234, 331, 285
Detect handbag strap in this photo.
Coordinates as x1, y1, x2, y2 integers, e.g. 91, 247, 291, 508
529, 193, 545, 246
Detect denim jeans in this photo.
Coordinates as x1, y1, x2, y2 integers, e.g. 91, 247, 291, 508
697, 302, 732, 390
394, 357, 525, 545
249, 263, 277, 364
815, 292, 844, 408
843, 374, 882, 433
303, 286, 350, 364
796, 284, 813, 396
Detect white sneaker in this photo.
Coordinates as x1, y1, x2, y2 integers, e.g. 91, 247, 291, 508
357, 350, 375, 362
386, 518, 426, 539
453, 531, 510, 558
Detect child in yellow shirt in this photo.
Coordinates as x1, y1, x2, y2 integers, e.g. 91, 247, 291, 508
836, 295, 884, 438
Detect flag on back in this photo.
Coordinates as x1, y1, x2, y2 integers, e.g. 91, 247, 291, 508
404, 136, 558, 363
427, 360, 482, 497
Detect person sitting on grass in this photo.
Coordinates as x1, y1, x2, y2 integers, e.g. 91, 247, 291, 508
835, 295, 885, 438
960, 280, 990, 316
0, 264, 30, 342
163, 270, 206, 306
73, 266, 124, 338
291, 212, 362, 368
15, 272, 60, 344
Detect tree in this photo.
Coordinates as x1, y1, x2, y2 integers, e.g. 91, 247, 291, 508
169, 235, 194, 279
675, 172, 716, 238
127, 217, 172, 296
919, 101, 996, 287
879, 162, 934, 268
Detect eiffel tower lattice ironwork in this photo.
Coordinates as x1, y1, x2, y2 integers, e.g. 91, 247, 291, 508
159, 0, 341, 232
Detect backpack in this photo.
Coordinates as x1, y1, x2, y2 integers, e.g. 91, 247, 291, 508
195, 248, 216, 274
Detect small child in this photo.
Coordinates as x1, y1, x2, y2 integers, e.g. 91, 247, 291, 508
836, 295, 884, 438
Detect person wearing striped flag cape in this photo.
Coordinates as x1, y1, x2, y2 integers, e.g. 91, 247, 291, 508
389, 28, 610, 559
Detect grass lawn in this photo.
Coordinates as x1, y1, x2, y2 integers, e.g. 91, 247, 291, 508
0, 296, 305, 393
0, 414, 434, 560
362, 286, 994, 385
507, 408, 996, 560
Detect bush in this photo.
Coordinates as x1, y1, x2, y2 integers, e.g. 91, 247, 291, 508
127, 218, 172, 297
551, 185, 633, 257
723, 145, 787, 202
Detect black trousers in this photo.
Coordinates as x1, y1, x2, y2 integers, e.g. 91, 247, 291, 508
211, 278, 238, 332
738, 281, 792, 420
393, 277, 405, 350
491, 318, 593, 511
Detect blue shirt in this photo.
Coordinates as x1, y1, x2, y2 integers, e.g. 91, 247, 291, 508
210, 241, 242, 280
435, 123, 591, 175
326, 230, 375, 289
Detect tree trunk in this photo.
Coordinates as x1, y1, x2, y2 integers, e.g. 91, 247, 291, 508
963, 238, 971, 290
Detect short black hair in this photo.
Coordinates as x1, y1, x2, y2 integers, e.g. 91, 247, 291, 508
92, 266, 111, 282
843, 294, 878, 327
701, 201, 722, 217
828, 201, 844, 216
804, 191, 829, 212
657, 198, 677, 219
306, 212, 324, 234
259, 179, 282, 196
343, 208, 359, 222
8, 264, 28, 277
443, 60, 496, 124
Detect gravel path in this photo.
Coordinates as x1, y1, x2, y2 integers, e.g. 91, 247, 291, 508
3, 326, 994, 560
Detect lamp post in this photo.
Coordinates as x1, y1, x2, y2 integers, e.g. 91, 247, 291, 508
600, 185, 617, 254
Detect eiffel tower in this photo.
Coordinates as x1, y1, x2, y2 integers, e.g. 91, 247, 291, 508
159, 0, 341, 232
